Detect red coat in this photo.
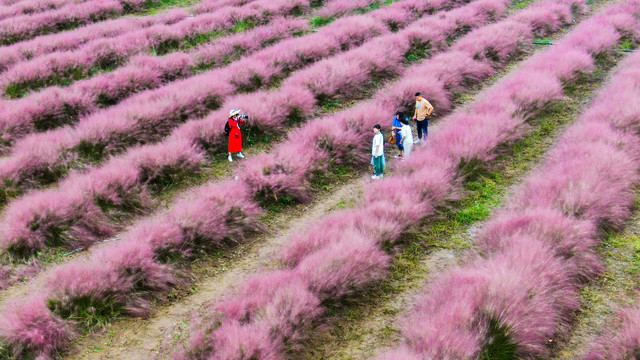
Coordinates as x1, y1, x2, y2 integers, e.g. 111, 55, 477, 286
228, 117, 245, 153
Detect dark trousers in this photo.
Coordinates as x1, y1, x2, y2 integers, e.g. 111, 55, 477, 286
416, 118, 429, 140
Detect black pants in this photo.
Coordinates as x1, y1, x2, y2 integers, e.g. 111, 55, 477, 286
416, 118, 429, 140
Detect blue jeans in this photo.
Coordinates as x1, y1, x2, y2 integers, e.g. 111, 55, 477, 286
416, 118, 429, 140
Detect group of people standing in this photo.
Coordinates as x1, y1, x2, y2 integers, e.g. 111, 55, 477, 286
371, 92, 433, 180
225, 92, 433, 182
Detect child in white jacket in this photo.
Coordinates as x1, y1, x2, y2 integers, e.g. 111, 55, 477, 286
399, 117, 413, 159
372, 124, 384, 179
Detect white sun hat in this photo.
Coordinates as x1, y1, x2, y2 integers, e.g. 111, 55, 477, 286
229, 109, 242, 117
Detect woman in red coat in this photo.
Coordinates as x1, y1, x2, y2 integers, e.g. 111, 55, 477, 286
228, 109, 246, 162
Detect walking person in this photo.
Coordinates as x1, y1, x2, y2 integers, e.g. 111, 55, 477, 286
227, 109, 246, 162
413, 92, 433, 144
372, 124, 384, 179
399, 117, 413, 159
391, 111, 405, 158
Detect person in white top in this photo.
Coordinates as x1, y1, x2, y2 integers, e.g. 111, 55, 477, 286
372, 124, 384, 179
399, 117, 413, 159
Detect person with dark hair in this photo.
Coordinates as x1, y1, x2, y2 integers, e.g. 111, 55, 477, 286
227, 109, 246, 162
413, 92, 433, 144
391, 111, 406, 158
372, 124, 384, 179
399, 117, 413, 159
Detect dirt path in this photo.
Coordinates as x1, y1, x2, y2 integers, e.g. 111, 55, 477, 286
64, 169, 369, 360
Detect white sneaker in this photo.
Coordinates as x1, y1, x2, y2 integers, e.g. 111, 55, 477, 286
372, 175, 379, 180
415, 139, 422, 144
237, 152, 245, 158
379, 174, 384, 179
228, 154, 233, 162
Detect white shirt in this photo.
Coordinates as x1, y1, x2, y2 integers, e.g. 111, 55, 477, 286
400, 124, 413, 143
372, 132, 384, 156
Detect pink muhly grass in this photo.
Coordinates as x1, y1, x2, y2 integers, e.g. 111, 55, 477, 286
453, 20, 533, 64
190, 321, 283, 360
511, 1, 578, 36
477, 207, 601, 281
0, 294, 74, 360
46, 240, 179, 318
479, 237, 580, 358
400, 267, 491, 359
215, 270, 302, 321
166, 181, 264, 250
363, 176, 433, 227
279, 209, 403, 267
509, 139, 640, 228
0, 0, 87, 20
294, 233, 390, 300
182, 271, 323, 359
0, 189, 115, 258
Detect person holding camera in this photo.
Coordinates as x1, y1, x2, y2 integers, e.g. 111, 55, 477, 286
227, 109, 247, 162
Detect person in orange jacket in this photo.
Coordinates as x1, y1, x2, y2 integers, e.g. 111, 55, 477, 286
228, 109, 246, 162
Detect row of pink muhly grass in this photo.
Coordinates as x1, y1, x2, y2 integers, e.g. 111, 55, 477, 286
173, 2, 640, 359
561, 52, 640, 360
0, 18, 308, 146
0, 7, 187, 72
370, 8, 640, 360
0, 0, 454, 196
0, 0, 305, 98
0, 0, 160, 46
0, 0, 101, 21
0, 0, 509, 264
0, 0, 579, 358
